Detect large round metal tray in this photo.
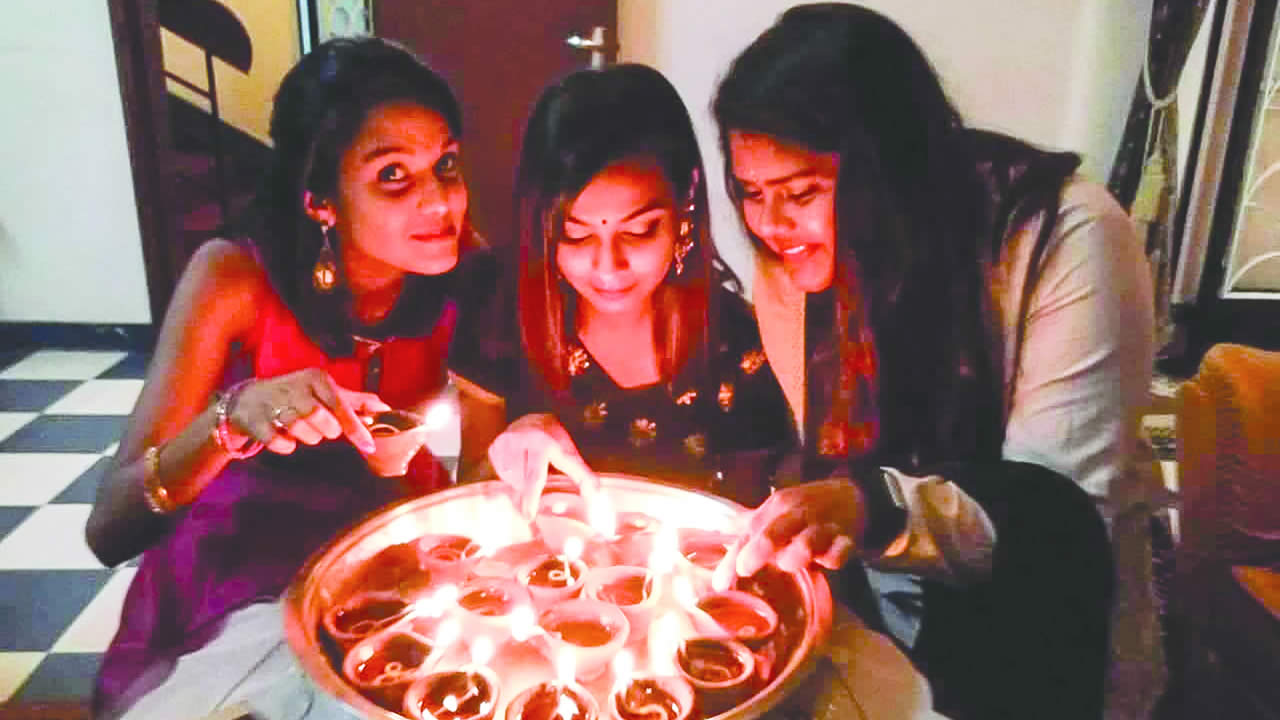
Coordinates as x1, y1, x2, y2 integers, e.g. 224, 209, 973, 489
283, 474, 833, 719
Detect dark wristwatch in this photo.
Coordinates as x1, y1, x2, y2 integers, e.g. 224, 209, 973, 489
856, 468, 909, 554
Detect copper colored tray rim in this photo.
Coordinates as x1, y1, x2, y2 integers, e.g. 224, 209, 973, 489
283, 474, 834, 720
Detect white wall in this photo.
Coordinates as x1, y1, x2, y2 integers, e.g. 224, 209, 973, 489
0, 0, 151, 324
619, 0, 1152, 296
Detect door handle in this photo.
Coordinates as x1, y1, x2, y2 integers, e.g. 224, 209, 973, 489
566, 26, 610, 69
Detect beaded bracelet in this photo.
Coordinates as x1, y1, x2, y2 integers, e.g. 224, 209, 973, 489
141, 445, 178, 515
213, 380, 264, 459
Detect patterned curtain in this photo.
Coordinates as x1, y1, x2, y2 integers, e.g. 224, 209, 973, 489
1108, 0, 1212, 353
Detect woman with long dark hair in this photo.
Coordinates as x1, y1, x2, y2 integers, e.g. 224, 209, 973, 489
86, 37, 497, 717
713, 5, 1155, 719
463, 64, 790, 512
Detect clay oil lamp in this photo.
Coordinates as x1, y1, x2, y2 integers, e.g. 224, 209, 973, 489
505, 648, 600, 720
607, 512, 662, 568
536, 597, 630, 682
403, 636, 502, 720
417, 533, 482, 585
455, 576, 534, 645
519, 537, 588, 609
675, 529, 736, 596
323, 590, 411, 650
538, 492, 588, 523
674, 636, 757, 716
583, 566, 658, 642
342, 617, 457, 710
691, 590, 779, 649
607, 650, 696, 720
363, 409, 433, 477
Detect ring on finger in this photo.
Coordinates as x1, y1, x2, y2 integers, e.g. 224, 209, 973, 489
270, 406, 294, 432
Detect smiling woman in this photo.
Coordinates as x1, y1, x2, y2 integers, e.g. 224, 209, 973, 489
83, 37, 500, 719
452, 63, 792, 515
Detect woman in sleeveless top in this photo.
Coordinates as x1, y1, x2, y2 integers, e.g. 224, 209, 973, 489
85, 37, 497, 717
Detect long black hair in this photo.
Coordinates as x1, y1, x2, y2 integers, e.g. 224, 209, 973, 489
714, 3, 1079, 469
515, 63, 735, 394
238, 36, 468, 355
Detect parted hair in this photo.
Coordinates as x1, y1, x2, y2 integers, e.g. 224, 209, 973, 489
713, 3, 1079, 468
515, 63, 735, 394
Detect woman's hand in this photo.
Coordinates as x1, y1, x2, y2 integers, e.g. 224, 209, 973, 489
229, 368, 389, 455
487, 413, 600, 520
723, 479, 867, 583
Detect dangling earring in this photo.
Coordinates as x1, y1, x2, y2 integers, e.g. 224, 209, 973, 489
674, 205, 695, 276
312, 223, 338, 292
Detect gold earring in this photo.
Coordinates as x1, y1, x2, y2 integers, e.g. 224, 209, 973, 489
674, 205, 694, 276
312, 224, 338, 292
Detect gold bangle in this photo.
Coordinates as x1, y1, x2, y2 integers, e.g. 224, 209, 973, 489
141, 445, 178, 515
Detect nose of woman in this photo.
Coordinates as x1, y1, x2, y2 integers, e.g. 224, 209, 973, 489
416, 177, 451, 223
754, 193, 793, 246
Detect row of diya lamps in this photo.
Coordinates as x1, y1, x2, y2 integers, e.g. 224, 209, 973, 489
319, 492, 785, 720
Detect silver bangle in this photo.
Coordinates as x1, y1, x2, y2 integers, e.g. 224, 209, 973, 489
212, 380, 264, 459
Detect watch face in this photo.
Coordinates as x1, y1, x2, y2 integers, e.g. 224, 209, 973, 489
317, 0, 373, 42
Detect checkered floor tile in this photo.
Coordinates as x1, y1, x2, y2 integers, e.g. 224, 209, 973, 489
0, 346, 463, 706
0, 348, 146, 704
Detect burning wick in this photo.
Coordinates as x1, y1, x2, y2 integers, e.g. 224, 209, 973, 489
509, 604, 541, 642
559, 537, 585, 582
422, 399, 456, 431
415, 584, 460, 618
587, 493, 618, 538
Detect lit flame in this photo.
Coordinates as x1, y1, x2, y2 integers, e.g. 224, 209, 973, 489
471, 635, 495, 666
435, 617, 462, 652
422, 399, 455, 431
415, 583, 459, 618
555, 646, 577, 685
647, 612, 682, 677
563, 536, 585, 562
648, 524, 680, 577
587, 492, 618, 538
509, 604, 539, 642
556, 693, 579, 720
672, 574, 698, 610
612, 649, 635, 691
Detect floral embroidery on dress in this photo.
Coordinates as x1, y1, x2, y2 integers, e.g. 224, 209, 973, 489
718, 382, 734, 412
567, 345, 591, 376
674, 389, 698, 406
629, 417, 657, 447
683, 432, 707, 459
739, 349, 766, 375
583, 400, 608, 428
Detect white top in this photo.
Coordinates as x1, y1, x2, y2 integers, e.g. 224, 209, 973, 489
754, 178, 1156, 582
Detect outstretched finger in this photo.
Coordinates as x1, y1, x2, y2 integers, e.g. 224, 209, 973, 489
736, 510, 796, 578
312, 376, 375, 454
520, 447, 550, 520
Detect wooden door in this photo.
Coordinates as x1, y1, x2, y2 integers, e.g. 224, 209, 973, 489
373, 1, 617, 250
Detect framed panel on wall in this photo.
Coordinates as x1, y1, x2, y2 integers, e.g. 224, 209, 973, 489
298, 0, 374, 54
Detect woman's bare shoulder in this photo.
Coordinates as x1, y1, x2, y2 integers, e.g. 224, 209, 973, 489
168, 238, 274, 336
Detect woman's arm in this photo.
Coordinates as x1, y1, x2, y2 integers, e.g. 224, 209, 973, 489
998, 180, 1155, 512
85, 240, 265, 566
453, 373, 506, 484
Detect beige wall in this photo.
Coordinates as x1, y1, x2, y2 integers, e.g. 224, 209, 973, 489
0, 0, 151, 323
162, 0, 301, 144
619, 0, 1151, 295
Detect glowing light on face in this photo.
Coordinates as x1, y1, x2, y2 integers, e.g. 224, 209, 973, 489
728, 131, 840, 293
556, 159, 680, 324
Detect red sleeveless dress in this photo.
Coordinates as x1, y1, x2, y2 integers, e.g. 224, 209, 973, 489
93, 282, 457, 717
